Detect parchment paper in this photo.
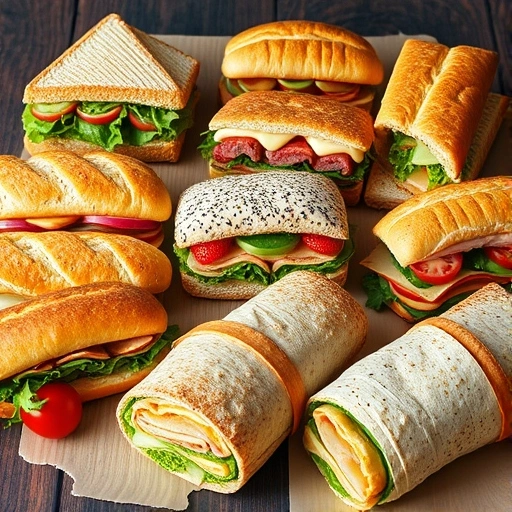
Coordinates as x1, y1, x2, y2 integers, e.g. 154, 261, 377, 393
18, 33, 512, 511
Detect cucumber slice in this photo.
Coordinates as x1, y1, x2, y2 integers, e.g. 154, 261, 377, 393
411, 139, 439, 165
236, 233, 300, 257
32, 101, 76, 113
277, 79, 315, 91
224, 78, 244, 97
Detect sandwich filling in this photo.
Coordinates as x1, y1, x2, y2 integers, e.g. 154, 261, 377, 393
303, 402, 392, 510
174, 231, 354, 287
0, 325, 179, 426
22, 94, 197, 152
199, 130, 371, 187
362, 242, 512, 321
120, 398, 238, 485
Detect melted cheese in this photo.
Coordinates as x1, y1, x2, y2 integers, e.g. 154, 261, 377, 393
26, 215, 81, 229
213, 128, 364, 162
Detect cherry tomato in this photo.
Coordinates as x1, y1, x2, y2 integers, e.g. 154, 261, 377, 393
31, 101, 78, 122
302, 234, 344, 256
484, 246, 512, 270
128, 110, 157, 131
191, 238, 233, 264
409, 253, 463, 285
76, 105, 122, 125
20, 382, 83, 439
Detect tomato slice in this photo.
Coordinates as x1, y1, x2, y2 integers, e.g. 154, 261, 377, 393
76, 105, 122, 125
31, 101, 78, 122
191, 239, 233, 265
409, 253, 463, 285
128, 110, 157, 131
388, 280, 429, 302
484, 246, 512, 270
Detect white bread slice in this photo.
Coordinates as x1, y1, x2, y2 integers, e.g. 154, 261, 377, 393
365, 93, 510, 210
22, 13, 199, 110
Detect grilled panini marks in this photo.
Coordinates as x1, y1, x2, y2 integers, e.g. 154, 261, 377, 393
174, 172, 348, 247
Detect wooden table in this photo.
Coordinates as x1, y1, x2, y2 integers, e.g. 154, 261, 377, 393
0, 1, 510, 511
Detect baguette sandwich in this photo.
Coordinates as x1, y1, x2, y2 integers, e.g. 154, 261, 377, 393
199, 90, 374, 206
0, 231, 172, 309
0, 282, 179, 426
361, 176, 512, 322
364, 39, 507, 209
0, 150, 171, 247
22, 14, 200, 162
218, 20, 384, 110
174, 171, 353, 299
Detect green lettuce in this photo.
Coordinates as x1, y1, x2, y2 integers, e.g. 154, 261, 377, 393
388, 131, 452, 189
198, 130, 371, 186
120, 397, 238, 485
22, 96, 196, 152
0, 325, 179, 426
174, 236, 355, 287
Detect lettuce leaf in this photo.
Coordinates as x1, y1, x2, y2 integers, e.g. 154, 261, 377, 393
198, 130, 371, 185
0, 325, 179, 426
22, 96, 196, 152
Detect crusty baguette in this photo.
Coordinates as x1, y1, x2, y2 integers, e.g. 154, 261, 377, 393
372, 176, 512, 267
0, 231, 172, 297
209, 90, 374, 151
221, 20, 383, 85
24, 132, 186, 164
374, 39, 498, 182
174, 171, 348, 248
0, 150, 171, 220
365, 93, 510, 209
0, 282, 168, 381
22, 14, 199, 110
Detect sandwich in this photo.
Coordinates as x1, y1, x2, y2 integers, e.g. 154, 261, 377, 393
0, 282, 179, 426
218, 20, 384, 110
199, 90, 375, 206
22, 13, 200, 162
361, 176, 512, 322
0, 150, 172, 247
364, 39, 508, 209
173, 171, 354, 299
0, 231, 172, 309
303, 283, 512, 510
117, 271, 368, 493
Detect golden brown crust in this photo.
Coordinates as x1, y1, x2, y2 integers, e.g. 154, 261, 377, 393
24, 132, 187, 163
0, 282, 168, 380
374, 39, 498, 181
221, 20, 384, 85
209, 90, 374, 151
0, 231, 172, 296
0, 149, 171, 220
373, 176, 512, 266
23, 14, 199, 110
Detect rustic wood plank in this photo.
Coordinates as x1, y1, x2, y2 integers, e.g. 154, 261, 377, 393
487, 0, 512, 95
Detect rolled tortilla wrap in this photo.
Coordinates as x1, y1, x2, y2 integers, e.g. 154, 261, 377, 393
303, 283, 511, 510
116, 271, 367, 492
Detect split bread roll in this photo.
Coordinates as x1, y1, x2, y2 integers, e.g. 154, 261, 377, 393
174, 171, 353, 299
0, 282, 178, 425
202, 90, 374, 206
117, 271, 368, 492
0, 231, 172, 304
0, 150, 171, 246
370, 39, 504, 201
303, 283, 512, 510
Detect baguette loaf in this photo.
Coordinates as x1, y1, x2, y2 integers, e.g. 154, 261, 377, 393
221, 20, 383, 85
0, 231, 172, 297
373, 176, 512, 266
0, 282, 168, 381
23, 14, 199, 110
374, 39, 498, 183
0, 150, 171, 220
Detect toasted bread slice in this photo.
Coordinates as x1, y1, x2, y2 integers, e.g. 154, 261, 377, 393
23, 13, 199, 110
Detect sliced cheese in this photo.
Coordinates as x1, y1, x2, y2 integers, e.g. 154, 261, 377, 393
213, 128, 365, 162
26, 215, 81, 229
404, 167, 429, 193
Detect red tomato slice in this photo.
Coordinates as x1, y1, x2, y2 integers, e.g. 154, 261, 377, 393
20, 382, 82, 439
388, 280, 430, 302
484, 246, 512, 270
191, 238, 233, 265
302, 234, 344, 256
409, 253, 463, 285
31, 102, 78, 122
76, 105, 122, 125
128, 111, 157, 131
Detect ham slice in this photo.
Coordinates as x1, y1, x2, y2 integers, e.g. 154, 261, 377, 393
265, 137, 314, 166
212, 137, 264, 163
